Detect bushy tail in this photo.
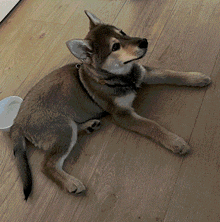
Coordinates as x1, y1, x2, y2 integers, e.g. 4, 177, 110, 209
10, 125, 32, 200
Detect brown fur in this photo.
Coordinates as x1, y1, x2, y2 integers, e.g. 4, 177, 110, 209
10, 11, 211, 200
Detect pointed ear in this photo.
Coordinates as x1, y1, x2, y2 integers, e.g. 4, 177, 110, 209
66, 39, 92, 62
84, 10, 103, 29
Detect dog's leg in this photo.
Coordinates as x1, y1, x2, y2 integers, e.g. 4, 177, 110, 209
78, 119, 101, 134
41, 121, 86, 194
143, 66, 211, 87
112, 109, 190, 155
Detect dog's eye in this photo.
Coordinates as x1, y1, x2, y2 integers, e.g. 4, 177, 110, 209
112, 43, 120, 52
120, 30, 126, 36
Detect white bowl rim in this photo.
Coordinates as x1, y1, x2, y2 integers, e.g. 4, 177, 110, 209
0, 96, 23, 131
1, 95, 23, 101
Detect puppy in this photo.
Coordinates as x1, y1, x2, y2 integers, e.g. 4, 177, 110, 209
10, 11, 211, 200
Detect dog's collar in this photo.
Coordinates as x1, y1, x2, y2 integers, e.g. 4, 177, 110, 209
77, 64, 109, 85
79, 63, 142, 90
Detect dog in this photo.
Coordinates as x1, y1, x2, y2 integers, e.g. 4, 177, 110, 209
10, 11, 211, 200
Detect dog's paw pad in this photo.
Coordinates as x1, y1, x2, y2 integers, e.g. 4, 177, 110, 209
92, 121, 101, 128
86, 127, 94, 133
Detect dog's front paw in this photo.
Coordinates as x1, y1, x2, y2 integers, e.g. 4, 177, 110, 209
165, 133, 190, 155
190, 72, 212, 87
66, 177, 86, 194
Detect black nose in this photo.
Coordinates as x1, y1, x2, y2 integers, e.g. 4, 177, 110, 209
139, 38, 148, 49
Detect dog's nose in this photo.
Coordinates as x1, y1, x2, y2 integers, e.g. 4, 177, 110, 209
138, 38, 148, 49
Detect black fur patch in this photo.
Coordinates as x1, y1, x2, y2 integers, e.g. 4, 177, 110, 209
87, 127, 94, 133
101, 63, 142, 91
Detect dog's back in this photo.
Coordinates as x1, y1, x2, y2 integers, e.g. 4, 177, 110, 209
15, 64, 104, 127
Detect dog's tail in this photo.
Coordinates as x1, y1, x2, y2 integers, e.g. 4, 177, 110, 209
10, 124, 32, 200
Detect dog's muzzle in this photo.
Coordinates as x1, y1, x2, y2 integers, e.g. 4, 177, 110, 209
123, 38, 148, 65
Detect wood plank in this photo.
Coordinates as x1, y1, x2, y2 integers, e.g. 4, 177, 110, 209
31, 0, 81, 24
162, 0, 220, 221
0, 0, 220, 221
0, 19, 63, 99
164, 42, 220, 221
0, 0, 45, 51
147, 0, 220, 73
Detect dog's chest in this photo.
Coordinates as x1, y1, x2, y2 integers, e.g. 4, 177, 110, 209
114, 92, 136, 108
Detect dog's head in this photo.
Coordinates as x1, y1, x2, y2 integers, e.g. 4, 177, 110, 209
66, 11, 148, 75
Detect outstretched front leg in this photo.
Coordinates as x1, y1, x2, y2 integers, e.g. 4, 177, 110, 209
142, 66, 211, 87
112, 108, 190, 155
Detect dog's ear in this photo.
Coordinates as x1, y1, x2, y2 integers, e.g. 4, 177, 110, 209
66, 39, 92, 63
84, 10, 103, 29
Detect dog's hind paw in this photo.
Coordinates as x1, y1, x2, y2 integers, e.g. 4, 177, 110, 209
85, 119, 101, 134
78, 119, 101, 134
66, 177, 86, 194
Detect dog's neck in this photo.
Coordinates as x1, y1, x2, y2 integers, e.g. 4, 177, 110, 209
79, 63, 144, 89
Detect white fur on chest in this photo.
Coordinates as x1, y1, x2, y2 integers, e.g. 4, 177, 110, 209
114, 93, 136, 108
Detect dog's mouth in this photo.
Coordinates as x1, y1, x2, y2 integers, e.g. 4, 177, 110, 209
123, 51, 147, 64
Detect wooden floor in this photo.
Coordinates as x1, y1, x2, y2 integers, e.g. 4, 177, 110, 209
1, 0, 220, 221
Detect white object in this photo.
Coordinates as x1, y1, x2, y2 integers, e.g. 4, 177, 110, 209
0, 96, 23, 132
0, 0, 21, 22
